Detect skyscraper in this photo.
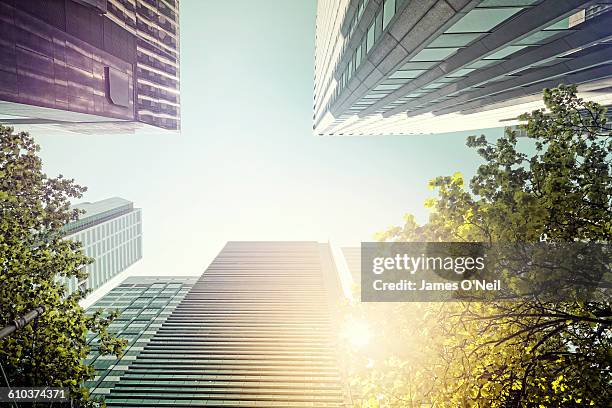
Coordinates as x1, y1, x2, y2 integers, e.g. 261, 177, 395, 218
85, 276, 196, 399
99, 241, 350, 407
313, 0, 612, 135
341, 246, 361, 284
63, 197, 142, 293
0, 0, 180, 135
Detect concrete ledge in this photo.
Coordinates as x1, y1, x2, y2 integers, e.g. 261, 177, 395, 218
383, 9, 612, 117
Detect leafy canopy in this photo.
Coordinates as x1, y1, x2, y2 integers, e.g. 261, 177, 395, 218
0, 126, 126, 407
347, 86, 611, 407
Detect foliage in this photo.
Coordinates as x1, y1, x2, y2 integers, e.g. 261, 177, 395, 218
347, 86, 611, 407
0, 125, 127, 407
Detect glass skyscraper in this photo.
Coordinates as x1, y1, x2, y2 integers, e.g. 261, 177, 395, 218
0, 0, 180, 134
313, 0, 612, 135
63, 197, 143, 293
85, 276, 196, 399
95, 241, 350, 407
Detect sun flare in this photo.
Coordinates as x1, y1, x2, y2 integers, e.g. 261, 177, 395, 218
342, 318, 372, 349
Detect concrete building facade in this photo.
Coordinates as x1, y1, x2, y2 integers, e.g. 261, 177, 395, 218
63, 197, 142, 293
0, 0, 180, 135
313, 0, 612, 135
99, 241, 350, 407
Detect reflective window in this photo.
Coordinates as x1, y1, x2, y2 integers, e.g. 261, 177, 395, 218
446, 8, 524, 33
544, 17, 570, 30
383, 0, 396, 30
366, 23, 375, 52
412, 47, 458, 62
484, 45, 528, 60
428, 33, 483, 48
422, 82, 446, 90
374, 83, 404, 91
374, 11, 383, 40
390, 69, 426, 79
446, 68, 477, 78
466, 59, 497, 69
515, 30, 564, 45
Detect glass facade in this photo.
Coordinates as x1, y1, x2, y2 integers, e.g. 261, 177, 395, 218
85, 276, 195, 397
314, 0, 612, 135
97, 242, 349, 407
63, 197, 143, 294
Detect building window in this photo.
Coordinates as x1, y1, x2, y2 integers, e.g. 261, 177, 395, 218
104, 67, 130, 108
383, 0, 396, 30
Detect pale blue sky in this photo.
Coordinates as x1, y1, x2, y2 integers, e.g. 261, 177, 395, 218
34, 1, 505, 278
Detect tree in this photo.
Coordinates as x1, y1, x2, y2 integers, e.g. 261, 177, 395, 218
347, 86, 611, 407
0, 125, 127, 407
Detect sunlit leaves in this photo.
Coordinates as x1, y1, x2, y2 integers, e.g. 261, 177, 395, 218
353, 87, 612, 407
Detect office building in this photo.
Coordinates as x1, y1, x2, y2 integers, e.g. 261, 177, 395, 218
85, 276, 196, 398
100, 241, 350, 407
313, 0, 612, 135
63, 197, 142, 293
0, 0, 180, 135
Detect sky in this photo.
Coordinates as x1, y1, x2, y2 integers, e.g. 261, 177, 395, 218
33, 0, 506, 281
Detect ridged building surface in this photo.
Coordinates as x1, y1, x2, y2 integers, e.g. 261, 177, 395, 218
104, 241, 350, 407
106, 0, 181, 131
